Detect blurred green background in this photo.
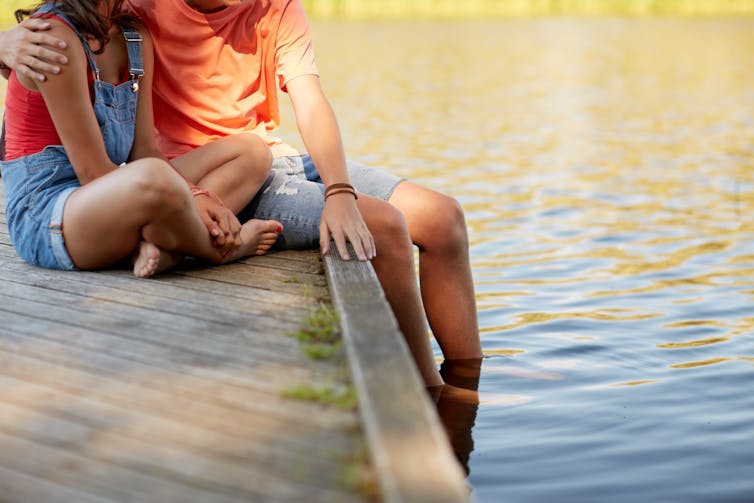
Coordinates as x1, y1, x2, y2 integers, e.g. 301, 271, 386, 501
298, 0, 754, 18
3, 0, 754, 25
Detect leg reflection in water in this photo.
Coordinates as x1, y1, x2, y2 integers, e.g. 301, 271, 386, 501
433, 358, 483, 476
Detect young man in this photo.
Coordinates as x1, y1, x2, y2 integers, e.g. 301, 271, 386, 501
0, 0, 482, 388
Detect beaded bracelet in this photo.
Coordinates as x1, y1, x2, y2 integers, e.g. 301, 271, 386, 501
191, 187, 225, 206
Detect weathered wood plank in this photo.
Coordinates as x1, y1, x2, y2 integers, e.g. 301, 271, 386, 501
0, 262, 307, 328
0, 464, 115, 503
323, 246, 470, 503
0, 309, 333, 396
0, 325, 354, 425
0, 431, 253, 503
0, 401, 359, 502
0, 377, 357, 482
0, 182, 374, 503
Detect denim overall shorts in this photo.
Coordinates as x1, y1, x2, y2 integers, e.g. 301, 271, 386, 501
0, 5, 143, 270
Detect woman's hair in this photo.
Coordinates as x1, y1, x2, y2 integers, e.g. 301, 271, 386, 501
15, 0, 130, 54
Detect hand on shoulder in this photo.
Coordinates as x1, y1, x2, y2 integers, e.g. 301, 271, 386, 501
18, 17, 84, 91
0, 17, 69, 83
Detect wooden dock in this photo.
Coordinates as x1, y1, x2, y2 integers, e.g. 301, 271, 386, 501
0, 182, 470, 503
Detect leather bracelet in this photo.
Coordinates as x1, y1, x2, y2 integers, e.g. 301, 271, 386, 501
325, 182, 355, 194
324, 188, 358, 200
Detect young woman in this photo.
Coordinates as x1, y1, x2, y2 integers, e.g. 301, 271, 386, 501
1, 0, 282, 277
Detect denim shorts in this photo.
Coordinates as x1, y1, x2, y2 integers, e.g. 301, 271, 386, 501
1, 147, 79, 270
237, 154, 404, 250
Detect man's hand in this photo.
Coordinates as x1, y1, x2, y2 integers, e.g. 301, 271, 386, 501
194, 192, 242, 256
319, 194, 375, 261
0, 18, 68, 82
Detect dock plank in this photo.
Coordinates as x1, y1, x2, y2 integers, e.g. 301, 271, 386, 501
0, 183, 375, 503
324, 246, 471, 503
1, 178, 472, 503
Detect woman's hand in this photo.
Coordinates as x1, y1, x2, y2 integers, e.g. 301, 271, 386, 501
193, 192, 242, 256
0, 18, 68, 82
319, 193, 375, 261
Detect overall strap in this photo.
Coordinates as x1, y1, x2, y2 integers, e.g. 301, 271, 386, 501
122, 27, 144, 93
32, 3, 101, 81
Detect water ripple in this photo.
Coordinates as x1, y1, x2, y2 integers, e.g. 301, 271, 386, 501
281, 17, 754, 503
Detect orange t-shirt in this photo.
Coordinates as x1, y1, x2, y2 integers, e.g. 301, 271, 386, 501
123, 0, 318, 158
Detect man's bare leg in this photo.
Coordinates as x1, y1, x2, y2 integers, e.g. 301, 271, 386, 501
358, 195, 444, 387
388, 181, 483, 360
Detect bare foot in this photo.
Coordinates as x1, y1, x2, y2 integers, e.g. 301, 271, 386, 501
225, 220, 282, 261
132, 241, 183, 278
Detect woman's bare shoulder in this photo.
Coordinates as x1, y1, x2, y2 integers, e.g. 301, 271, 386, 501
15, 16, 85, 90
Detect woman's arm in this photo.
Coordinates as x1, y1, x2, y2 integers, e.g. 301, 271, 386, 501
0, 18, 68, 82
29, 19, 118, 183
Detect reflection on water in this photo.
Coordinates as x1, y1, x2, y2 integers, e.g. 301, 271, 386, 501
296, 17, 754, 503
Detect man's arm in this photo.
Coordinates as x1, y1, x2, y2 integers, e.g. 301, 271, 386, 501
0, 18, 68, 82
286, 74, 376, 262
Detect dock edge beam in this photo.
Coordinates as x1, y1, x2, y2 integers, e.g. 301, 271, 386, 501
323, 246, 472, 503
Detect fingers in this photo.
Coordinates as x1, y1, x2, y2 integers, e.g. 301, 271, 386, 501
226, 211, 242, 248
9, 21, 69, 82
201, 211, 224, 245
210, 209, 242, 255
319, 222, 333, 258
320, 224, 376, 262
215, 209, 239, 250
332, 229, 352, 261
361, 225, 377, 259
18, 61, 56, 82
348, 228, 374, 262
30, 31, 68, 53
22, 18, 53, 32
319, 196, 377, 262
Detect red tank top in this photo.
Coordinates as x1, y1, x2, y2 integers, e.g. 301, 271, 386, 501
3, 71, 61, 161
3, 13, 100, 161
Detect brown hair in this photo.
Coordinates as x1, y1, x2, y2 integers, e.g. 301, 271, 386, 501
15, 0, 130, 54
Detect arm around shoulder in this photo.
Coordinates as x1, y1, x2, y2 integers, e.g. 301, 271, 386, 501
0, 18, 69, 82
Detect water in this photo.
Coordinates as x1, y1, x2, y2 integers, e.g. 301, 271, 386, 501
3, 16, 751, 503
289, 18, 754, 503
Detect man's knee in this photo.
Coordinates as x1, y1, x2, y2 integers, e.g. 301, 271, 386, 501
422, 192, 469, 254
368, 202, 412, 253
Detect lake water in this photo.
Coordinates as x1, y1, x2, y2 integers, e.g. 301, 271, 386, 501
2, 16, 752, 503
292, 17, 754, 503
